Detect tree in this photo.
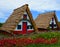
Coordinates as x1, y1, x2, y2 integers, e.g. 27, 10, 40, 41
0, 23, 3, 27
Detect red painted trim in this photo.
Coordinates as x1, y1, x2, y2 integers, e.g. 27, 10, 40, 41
13, 30, 34, 34
27, 30, 34, 33
13, 31, 22, 35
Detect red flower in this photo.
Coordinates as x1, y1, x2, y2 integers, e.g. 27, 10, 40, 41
0, 40, 4, 46
34, 38, 45, 44
44, 39, 52, 44
50, 38, 58, 44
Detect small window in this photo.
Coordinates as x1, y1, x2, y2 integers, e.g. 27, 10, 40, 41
30, 26, 33, 29
17, 25, 21, 29
27, 25, 33, 29
27, 26, 29, 29
54, 24, 57, 27
23, 14, 27, 19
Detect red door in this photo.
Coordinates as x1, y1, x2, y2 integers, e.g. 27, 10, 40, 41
22, 22, 27, 34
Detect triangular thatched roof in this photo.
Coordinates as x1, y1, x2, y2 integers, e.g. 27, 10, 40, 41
1, 4, 37, 32
35, 11, 59, 29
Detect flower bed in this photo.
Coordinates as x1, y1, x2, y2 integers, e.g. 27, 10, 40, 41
0, 37, 58, 47
0, 32, 59, 47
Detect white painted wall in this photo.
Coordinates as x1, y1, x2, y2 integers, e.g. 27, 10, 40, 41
27, 22, 34, 30
15, 21, 22, 31
50, 19, 56, 24
15, 12, 34, 31
15, 21, 34, 30
49, 18, 57, 28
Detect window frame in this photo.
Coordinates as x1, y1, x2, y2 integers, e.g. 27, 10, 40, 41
27, 25, 33, 29
17, 25, 21, 29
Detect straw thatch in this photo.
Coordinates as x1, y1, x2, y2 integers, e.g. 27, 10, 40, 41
1, 4, 37, 33
35, 11, 59, 29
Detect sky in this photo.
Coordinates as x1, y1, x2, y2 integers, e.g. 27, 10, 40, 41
0, 0, 60, 23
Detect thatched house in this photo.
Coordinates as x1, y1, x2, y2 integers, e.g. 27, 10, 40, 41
1, 4, 37, 35
1, 4, 60, 35
35, 11, 60, 31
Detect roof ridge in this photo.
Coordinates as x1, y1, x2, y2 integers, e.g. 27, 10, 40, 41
38, 11, 55, 15
14, 4, 28, 11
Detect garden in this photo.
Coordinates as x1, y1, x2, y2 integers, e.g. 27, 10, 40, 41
0, 32, 60, 47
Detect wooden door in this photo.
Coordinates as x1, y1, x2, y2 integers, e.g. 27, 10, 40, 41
22, 22, 27, 34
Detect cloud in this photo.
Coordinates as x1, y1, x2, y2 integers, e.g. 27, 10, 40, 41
0, 0, 60, 11
0, 9, 13, 23
0, 9, 12, 18
0, 0, 60, 22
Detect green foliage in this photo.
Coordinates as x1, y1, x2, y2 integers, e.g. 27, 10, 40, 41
30, 32, 60, 39
0, 23, 3, 27
25, 43, 60, 47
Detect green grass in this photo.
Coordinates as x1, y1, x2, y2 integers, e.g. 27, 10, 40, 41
29, 32, 60, 39
24, 43, 60, 47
